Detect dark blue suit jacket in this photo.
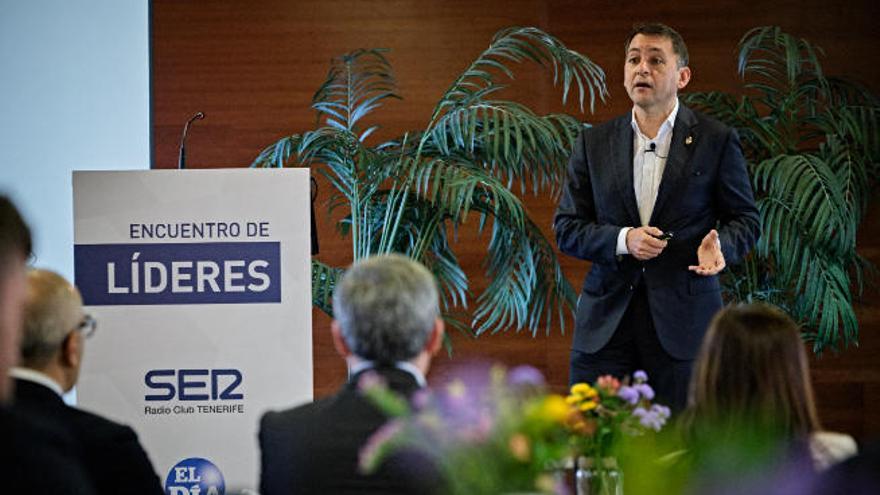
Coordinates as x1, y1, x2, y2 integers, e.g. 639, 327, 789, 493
259, 367, 443, 495
554, 103, 760, 359
13, 378, 163, 495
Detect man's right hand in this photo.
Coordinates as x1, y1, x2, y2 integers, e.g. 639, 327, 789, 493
626, 226, 668, 260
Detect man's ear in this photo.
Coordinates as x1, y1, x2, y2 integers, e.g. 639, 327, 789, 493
330, 321, 352, 359
61, 331, 81, 369
677, 66, 692, 90
426, 318, 445, 356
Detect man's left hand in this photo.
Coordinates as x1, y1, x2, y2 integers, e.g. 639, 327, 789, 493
688, 229, 725, 276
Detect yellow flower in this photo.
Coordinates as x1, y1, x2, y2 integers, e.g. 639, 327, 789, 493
570, 383, 593, 396
535, 395, 570, 424
508, 433, 531, 461
579, 401, 597, 412
569, 382, 598, 402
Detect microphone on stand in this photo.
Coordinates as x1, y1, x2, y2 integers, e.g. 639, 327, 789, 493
178, 112, 205, 169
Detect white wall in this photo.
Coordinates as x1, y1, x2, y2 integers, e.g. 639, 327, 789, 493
0, 0, 150, 280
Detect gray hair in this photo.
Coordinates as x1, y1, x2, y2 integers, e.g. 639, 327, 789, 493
332, 254, 440, 364
21, 269, 82, 366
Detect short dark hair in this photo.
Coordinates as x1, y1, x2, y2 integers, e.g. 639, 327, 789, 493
625, 22, 689, 68
0, 196, 32, 270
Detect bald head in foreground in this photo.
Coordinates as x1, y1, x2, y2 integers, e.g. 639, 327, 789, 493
11, 269, 163, 495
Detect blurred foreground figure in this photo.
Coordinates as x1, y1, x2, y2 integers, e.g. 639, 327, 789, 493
259, 254, 445, 495
0, 195, 95, 494
11, 269, 163, 495
682, 303, 857, 494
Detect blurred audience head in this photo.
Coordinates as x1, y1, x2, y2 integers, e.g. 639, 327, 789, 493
0, 196, 31, 402
332, 254, 442, 368
21, 269, 92, 393
686, 302, 820, 437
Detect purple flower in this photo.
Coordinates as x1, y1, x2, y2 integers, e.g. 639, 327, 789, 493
634, 383, 655, 401
631, 405, 669, 431
411, 389, 432, 411
633, 370, 648, 383
507, 365, 546, 387
359, 419, 403, 470
632, 407, 665, 431
617, 385, 639, 405
651, 404, 671, 419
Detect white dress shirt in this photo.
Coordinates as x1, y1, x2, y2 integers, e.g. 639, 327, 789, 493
349, 360, 426, 387
616, 100, 680, 255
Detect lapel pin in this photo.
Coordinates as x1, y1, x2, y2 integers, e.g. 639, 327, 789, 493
685, 135, 694, 146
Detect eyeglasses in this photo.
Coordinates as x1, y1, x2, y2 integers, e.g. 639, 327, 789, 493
76, 314, 97, 339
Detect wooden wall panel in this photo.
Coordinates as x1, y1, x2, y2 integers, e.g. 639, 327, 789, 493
152, 0, 880, 441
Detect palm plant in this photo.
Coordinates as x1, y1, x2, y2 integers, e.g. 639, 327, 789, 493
251, 27, 608, 338
682, 26, 879, 353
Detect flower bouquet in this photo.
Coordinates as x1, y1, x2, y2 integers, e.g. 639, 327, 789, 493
565, 371, 671, 494
358, 365, 670, 495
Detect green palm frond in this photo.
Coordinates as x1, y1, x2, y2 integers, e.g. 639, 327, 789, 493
431, 26, 607, 120
738, 26, 824, 89
253, 27, 607, 340
690, 26, 878, 353
472, 205, 575, 336
682, 92, 782, 159
250, 127, 353, 168
312, 259, 343, 316
425, 102, 582, 195
753, 153, 852, 256
404, 157, 525, 228
793, 255, 857, 353
313, 48, 400, 139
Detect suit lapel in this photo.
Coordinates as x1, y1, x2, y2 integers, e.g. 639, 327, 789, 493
650, 103, 698, 226
609, 116, 640, 226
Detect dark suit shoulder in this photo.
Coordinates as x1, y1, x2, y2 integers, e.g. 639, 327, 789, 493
68, 405, 136, 437
0, 405, 97, 495
68, 407, 164, 495
261, 394, 339, 427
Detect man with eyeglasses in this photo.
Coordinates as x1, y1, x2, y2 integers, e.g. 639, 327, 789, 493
10, 268, 163, 495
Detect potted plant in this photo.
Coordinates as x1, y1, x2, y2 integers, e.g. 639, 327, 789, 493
682, 26, 879, 352
251, 27, 608, 338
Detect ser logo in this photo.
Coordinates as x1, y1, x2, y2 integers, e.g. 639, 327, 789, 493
145, 369, 243, 401
165, 457, 225, 495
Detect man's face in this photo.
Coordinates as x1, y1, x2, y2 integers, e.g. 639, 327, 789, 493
623, 34, 690, 112
0, 259, 27, 402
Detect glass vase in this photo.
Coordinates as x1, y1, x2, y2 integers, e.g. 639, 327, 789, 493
576, 457, 623, 495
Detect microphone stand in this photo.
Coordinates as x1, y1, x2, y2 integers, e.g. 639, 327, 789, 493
178, 112, 205, 169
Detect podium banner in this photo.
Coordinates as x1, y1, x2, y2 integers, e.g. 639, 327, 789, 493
73, 169, 312, 494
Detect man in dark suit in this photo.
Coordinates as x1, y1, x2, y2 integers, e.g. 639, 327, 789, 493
0, 196, 96, 494
11, 268, 163, 495
259, 254, 445, 495
554, 23, 760, 411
